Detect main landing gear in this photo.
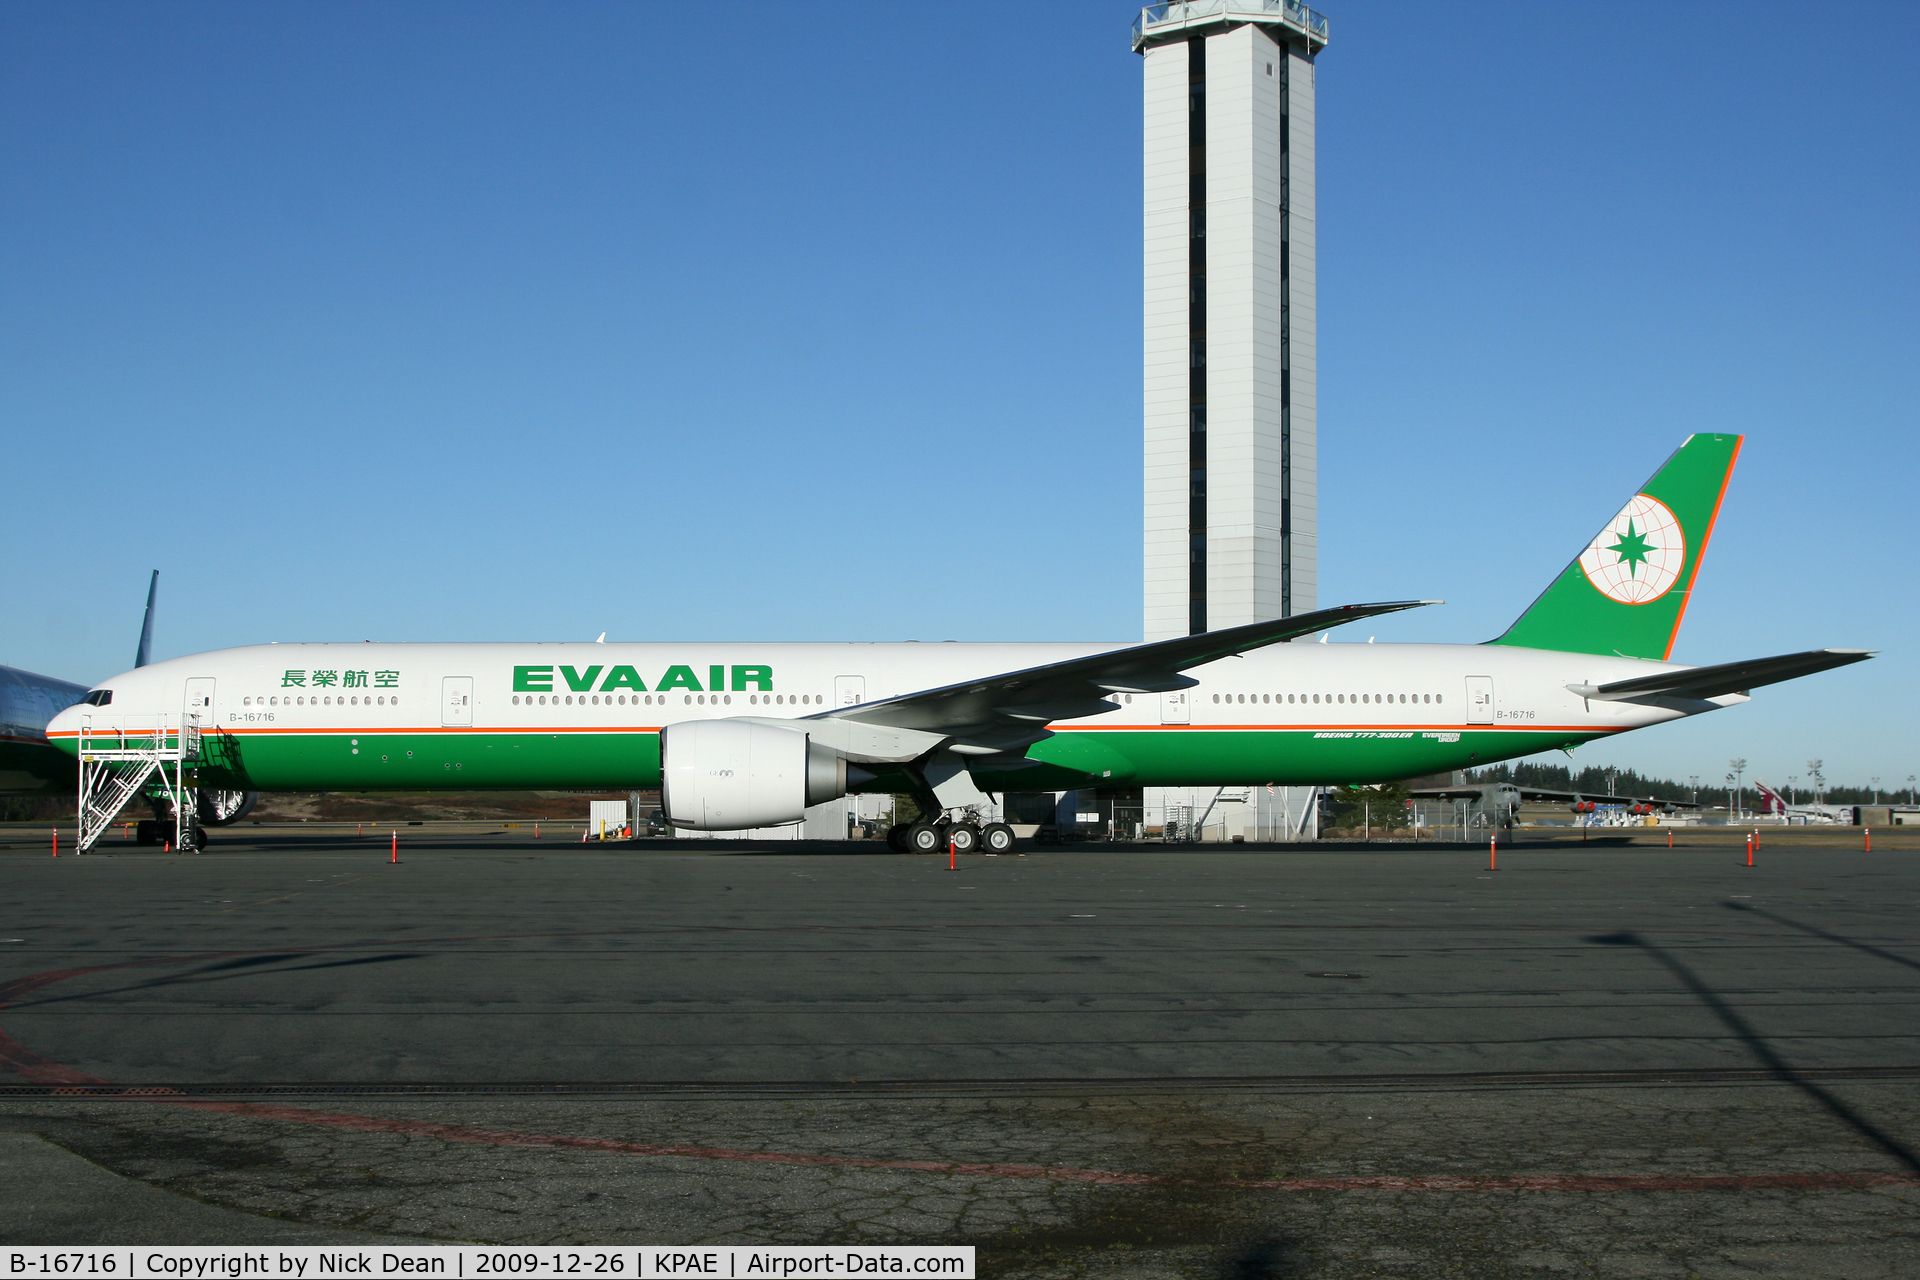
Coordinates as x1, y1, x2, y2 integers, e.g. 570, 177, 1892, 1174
885, 819, 1017, 855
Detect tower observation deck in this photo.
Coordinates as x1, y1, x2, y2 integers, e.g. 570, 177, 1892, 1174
1137, 1, 1327, 640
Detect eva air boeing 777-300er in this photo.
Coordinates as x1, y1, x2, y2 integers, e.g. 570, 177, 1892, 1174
49, 435, 1871, 852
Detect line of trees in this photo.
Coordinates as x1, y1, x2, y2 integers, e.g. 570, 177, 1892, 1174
1465, 762, 1913, 809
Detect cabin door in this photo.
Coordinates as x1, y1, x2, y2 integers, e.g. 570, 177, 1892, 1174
442, 676, 473, 727
1465, 676, 1495, 725
184, 677, 216, 726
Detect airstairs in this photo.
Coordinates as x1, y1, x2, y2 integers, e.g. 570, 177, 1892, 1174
76, 715, 201, 853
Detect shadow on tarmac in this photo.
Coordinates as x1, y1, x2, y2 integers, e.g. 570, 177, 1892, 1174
1588, 929, 1920, 1174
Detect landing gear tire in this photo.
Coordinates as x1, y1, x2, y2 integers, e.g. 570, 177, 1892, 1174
981, 822, 1016, 854
905, 823, 944, 854
946, 824, 980, 854
886, 823, 911, 853
186, 824, 208, 852
198, 789, 257, 826
135, 820, 160, 846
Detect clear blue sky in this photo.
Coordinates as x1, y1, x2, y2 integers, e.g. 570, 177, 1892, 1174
4, 1, 1913, 790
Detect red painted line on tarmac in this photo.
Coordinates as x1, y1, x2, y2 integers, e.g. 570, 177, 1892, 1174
143, 1098, 1167, 1186
124, 1099, 1920, 1193
1233, 1171, 1920, 1192
5, 950, 1917, 1194
0, 965, 121, 1086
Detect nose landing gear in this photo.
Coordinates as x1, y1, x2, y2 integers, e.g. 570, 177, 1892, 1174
134, 817, 206, 850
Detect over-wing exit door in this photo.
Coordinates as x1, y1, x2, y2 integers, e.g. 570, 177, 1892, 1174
1161, 690, 1190, 724
834, 676, 866, 709
442, 676, 473, 727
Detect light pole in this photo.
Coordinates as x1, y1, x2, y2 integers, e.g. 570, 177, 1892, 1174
1729, 759, 1747, 820
1689, 775, 1699, 807
1871, 777, 1881, 805
1909, 775, 1916, 806
1808, 759, 1824, 809
1788, 775, 1798, 806
1725, 773, 1736, 815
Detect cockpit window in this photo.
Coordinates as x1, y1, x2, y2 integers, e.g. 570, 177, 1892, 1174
84, 689, 112, 706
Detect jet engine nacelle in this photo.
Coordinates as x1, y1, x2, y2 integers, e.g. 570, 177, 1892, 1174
660, 719, 862, 831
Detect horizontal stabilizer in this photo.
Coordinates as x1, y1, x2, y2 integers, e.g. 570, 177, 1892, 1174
1568, 648, 1874, 703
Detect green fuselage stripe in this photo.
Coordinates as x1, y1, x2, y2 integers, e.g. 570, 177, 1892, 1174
155, 725, 1610, 793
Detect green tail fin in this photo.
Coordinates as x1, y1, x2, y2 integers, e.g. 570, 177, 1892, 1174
1489, 433, 1741, 660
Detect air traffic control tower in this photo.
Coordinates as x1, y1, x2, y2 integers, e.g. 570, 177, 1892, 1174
1137, 1, 1327, 641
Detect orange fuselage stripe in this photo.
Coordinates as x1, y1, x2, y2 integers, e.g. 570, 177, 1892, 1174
49, 721, 1611, 740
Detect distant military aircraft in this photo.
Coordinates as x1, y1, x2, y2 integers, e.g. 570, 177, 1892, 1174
1406, 779, 1698, 831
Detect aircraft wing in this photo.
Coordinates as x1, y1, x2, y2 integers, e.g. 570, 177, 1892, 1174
1569, 648, 1874, 703
815, 600, 1437, 749
1406, 784, 1697, 809
1511, 786, 1697, 809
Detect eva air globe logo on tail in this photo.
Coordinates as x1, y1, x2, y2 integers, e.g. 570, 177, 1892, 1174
1578, 494, 1685, 604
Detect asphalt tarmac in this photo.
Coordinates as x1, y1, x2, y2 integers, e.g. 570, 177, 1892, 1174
2, 829, 1917, 1277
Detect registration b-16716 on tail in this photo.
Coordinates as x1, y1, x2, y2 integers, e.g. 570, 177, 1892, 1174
49, 435, 1871, 852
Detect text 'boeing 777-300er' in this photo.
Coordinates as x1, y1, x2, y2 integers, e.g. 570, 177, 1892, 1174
49, 435, 1871, 852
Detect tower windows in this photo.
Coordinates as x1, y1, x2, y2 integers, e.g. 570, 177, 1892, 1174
1277, 42, 1295, 618
1187, 33, 1207, 636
